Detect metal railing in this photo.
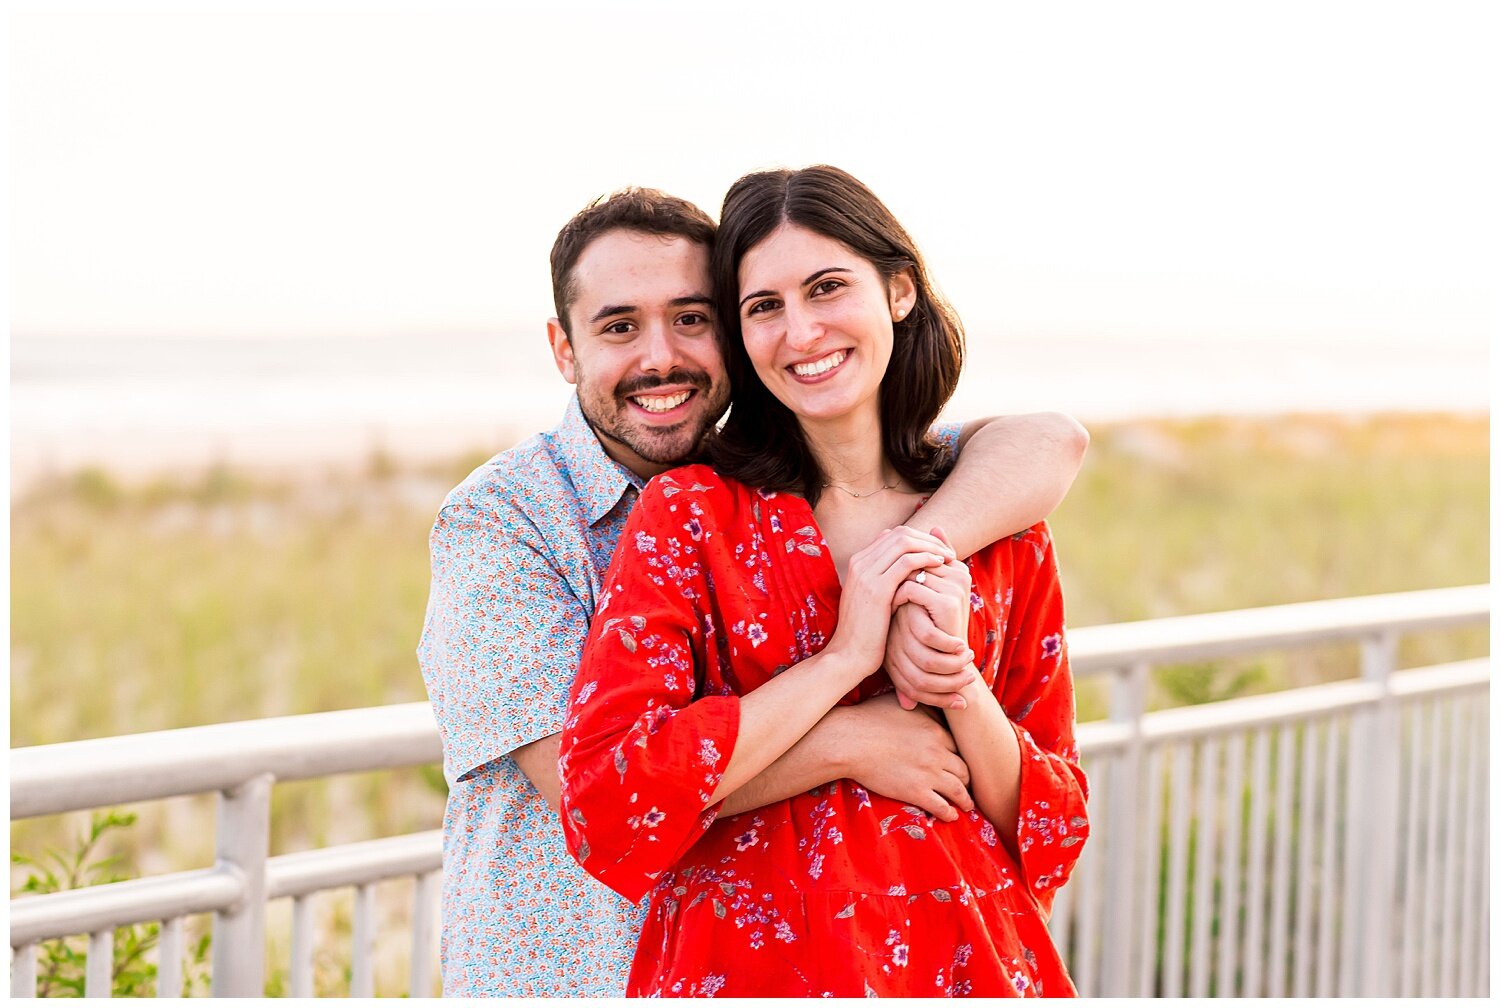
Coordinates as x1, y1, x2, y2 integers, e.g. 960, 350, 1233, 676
9, 584, 1489, 997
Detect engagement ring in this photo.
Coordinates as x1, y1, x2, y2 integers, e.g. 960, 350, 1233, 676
914, 570, 927, 585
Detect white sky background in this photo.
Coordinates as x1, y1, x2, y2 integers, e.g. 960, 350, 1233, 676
11, 0, 1495, 350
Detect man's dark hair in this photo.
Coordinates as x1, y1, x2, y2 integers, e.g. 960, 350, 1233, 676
708, 165, 965, 504
549, 188, 717, 335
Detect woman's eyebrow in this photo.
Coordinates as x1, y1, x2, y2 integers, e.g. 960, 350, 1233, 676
802, 267, 852, 286
739, 268, 853, 309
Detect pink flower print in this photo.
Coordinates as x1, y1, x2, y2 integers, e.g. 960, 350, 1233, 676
1011, 970, 1030, 995
746, 623, 768, 647
954, 943, 972, 967
699, 737, 721, 766
970, 589, 983, 611
1041, 633, 1062, 659
634, 531, 657, 553
701, 974, 725, 997
769, 512, 783, 532
892, 944, 910, 967
735, 828, 759, 851
686, 517, 704, 541
642, 807, 666, 828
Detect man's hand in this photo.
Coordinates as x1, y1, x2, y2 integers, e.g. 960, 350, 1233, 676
841, 693, 974, 822
885, 602, 976, 710
885, 526, 977, 711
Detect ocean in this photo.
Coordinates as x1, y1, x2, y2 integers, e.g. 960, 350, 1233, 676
10, 331, 1488, 487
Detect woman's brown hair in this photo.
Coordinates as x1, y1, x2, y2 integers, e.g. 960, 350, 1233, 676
708, 165, 965, 504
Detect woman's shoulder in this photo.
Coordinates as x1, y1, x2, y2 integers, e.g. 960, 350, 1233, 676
642, 464, 762, 506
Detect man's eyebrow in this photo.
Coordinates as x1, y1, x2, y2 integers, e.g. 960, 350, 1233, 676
739, 267, 852, 309
590, 295, 711, 324
590, 304, 635, 323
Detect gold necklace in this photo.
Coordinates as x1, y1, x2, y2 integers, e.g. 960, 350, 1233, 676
822, 480, 900, 499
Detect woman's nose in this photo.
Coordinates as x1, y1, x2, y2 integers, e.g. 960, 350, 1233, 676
782, 302, 823, 352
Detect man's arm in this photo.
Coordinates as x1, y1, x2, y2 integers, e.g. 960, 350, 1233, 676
887, 412, 1088, 709
916, 411, 1088, 558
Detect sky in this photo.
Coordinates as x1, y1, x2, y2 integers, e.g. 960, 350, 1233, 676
10, 0, 1496, 352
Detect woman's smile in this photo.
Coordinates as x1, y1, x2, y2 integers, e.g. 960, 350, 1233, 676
787, 348, 851, 383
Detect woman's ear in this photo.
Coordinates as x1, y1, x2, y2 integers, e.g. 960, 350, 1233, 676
889, 268, 917, 321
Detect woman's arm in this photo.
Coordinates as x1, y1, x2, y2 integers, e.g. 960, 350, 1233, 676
894, 524, 1089, 912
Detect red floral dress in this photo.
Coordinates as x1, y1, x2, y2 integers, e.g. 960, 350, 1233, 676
559, 466, 1089, 997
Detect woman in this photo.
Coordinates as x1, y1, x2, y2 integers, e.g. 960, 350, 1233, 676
559, 166, 1088, 997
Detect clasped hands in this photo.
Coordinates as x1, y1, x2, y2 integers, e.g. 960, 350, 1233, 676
831, 524, 979, 822
883, 525, 977, 711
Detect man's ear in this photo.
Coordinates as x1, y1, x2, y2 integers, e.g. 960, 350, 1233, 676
547, 318, 577, 384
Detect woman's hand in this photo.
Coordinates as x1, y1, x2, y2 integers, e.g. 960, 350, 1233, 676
826, 526, 954, 681
888, 527, 976, 708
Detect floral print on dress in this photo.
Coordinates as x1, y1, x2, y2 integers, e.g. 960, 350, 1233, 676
560, 465, 1089, 997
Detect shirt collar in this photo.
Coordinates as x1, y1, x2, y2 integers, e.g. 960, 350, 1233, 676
553, 393, 647, 526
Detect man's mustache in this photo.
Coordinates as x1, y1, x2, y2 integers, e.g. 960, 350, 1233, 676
616, 370, 713, 397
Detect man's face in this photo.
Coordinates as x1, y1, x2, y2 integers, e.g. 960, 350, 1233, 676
547, 230, 730, 478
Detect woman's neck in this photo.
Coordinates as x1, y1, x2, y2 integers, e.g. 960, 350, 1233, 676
801, 409, 897, 495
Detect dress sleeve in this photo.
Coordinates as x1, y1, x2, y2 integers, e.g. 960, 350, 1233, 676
993, 522, 1090, 917
558, 475, 740, 903
417, 498, 586, 785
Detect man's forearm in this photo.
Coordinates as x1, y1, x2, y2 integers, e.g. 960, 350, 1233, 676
914, 412, 1088, 558
513, 733, 563, 812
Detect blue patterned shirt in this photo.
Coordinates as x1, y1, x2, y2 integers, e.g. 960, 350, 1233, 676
418, 395, 646, 997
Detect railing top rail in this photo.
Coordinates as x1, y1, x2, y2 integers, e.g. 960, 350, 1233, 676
9, 585, 1488, 819
10, 702, 442, 820
1066, 583, 1488, 673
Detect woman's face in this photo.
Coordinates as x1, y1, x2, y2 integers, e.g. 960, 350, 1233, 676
735, 223, 915, 427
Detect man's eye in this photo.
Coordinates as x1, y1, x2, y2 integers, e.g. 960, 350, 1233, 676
603, 321, 634, 335
678, 312, 711, 327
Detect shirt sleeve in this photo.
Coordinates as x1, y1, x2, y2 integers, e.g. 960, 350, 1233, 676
558, 476, 740, 904
930, 420, 963, 454
418, 497, 587, 785
991, 521, 1090, 918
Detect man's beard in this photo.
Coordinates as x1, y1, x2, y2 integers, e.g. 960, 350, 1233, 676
576, 366, 724, 467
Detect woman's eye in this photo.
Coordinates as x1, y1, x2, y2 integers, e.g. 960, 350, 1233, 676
812, 279, 844, 296
745, 299, 780, 317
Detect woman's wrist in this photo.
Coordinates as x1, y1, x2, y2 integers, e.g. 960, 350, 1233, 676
819, 635, 883, 691
946, 665, 992, 717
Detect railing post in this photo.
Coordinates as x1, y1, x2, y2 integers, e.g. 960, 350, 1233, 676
1101, 661, 1150, 995
11, 943, 38, 998
211, 774, 273, 997
1356, 631, 1399, 996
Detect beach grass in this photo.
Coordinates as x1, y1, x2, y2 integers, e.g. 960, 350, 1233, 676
10, 411, 1489, 968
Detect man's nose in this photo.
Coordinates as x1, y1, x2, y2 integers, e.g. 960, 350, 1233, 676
633, 321, 681, 372
637, 322, 683, 374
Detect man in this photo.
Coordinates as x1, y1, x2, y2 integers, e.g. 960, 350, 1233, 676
417, 188, 1088, 997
